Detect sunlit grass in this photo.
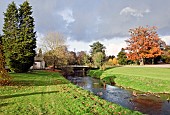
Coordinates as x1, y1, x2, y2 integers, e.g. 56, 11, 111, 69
0, 71, 142, 114
100, 67, 170, 93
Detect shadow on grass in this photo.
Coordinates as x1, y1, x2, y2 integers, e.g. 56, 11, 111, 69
9, 71, 59, 77
0, 102, 14, 108
10, 80, 69, 86
105, 66, 122, 71
0, 91, 59, 100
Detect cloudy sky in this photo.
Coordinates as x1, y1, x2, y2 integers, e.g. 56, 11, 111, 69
0, 0, 170, 56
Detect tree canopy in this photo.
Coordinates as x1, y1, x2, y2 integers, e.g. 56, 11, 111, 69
90, 41, 106, 67
43, 32, 68, 70
125, 26, 164, 65
90, 41, 106, 56
92, 52, 105, 68
117, 48, 128, 65
77, 51, 87, 65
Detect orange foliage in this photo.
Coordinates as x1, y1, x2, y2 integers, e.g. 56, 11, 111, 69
0, 42, 11, 85
108, 59, 113, 63
125, 26, 163, 61
108, 58, 118, 65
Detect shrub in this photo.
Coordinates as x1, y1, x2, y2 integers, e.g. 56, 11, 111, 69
101, 75, 116, 85
87, 70, 103, 79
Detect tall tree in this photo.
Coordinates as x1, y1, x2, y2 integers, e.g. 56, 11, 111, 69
117, 48, 128, 65
68, 51, 77, 65
44, 46, 68, 69
90, 41, 106, 67
92, 52, 105, 68
0, 35, 11, 85
2, 2, 19, 71
15, 1, 36, 72
83, 53, 91, 66
90, 41, 106, 56
77, 51, 87, 65
2, 1, 36, 72
43, 32, 68, 70
125, 26, 163, 65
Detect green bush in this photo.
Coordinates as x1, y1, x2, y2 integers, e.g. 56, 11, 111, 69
9, 57, 34, 73
101, 75, 116, 85
87, 70, 103, 79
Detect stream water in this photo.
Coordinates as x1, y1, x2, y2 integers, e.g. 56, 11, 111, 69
67, 76, 170, 115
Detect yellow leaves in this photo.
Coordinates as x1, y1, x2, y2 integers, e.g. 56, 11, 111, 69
108, 59, 113, 63
113, 58, 118, 65
108, 58, 118, 65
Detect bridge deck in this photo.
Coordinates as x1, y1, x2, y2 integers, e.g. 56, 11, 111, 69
67, 65, 89, 68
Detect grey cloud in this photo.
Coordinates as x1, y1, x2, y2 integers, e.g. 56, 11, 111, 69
0, 0, 170, 42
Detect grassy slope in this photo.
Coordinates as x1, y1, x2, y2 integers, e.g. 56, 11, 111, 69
101, 67, 170, 93
0, 71, 141, 115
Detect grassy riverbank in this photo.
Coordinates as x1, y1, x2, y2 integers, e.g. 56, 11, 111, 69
88, 67, 170, 93
0, 71, 141, 115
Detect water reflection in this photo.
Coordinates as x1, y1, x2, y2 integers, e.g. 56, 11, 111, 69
132, 96, 162, 115
67, 76, 170, 115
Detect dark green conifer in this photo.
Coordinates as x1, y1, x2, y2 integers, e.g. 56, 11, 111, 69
14, 1, 36, 72
2, 1, 36, 73
2, 2, 19, 72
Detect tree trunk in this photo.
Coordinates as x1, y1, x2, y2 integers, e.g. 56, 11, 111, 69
53, 62, 55, 71
140, 58, 144, 65
53, 56, 56, 71
152, 58, 154, 65
135, 60, 138, 65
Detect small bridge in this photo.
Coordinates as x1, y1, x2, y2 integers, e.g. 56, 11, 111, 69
67, 65, 89, 68
66, 65, 91, 76
67, 65, 90, 71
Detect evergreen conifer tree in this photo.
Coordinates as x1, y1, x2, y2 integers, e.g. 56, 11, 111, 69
15, 1, 36, 72
2, 1, 36, 73
2, 2, 19, 72
117, 48, 127, 65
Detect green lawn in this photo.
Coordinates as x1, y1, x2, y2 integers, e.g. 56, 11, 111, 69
100, 67, 170, 93
0, 71, 141, 115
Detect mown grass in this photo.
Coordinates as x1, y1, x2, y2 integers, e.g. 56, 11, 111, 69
89, 67, 170, 93
0, 70, 142, 115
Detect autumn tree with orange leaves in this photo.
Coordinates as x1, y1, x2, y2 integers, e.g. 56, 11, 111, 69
125, 26, 164, 65
0, 35, 11, 85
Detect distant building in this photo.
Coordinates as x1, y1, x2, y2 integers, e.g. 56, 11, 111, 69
32, 49, 45, 69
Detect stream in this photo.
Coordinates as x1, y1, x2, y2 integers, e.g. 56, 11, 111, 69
67, 76, 170, 115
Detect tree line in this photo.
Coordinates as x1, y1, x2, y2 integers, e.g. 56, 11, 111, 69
41, 32, 89, 70
42, 35, 114, 70
90, 26, 170, 67
41, 25, 170, 71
